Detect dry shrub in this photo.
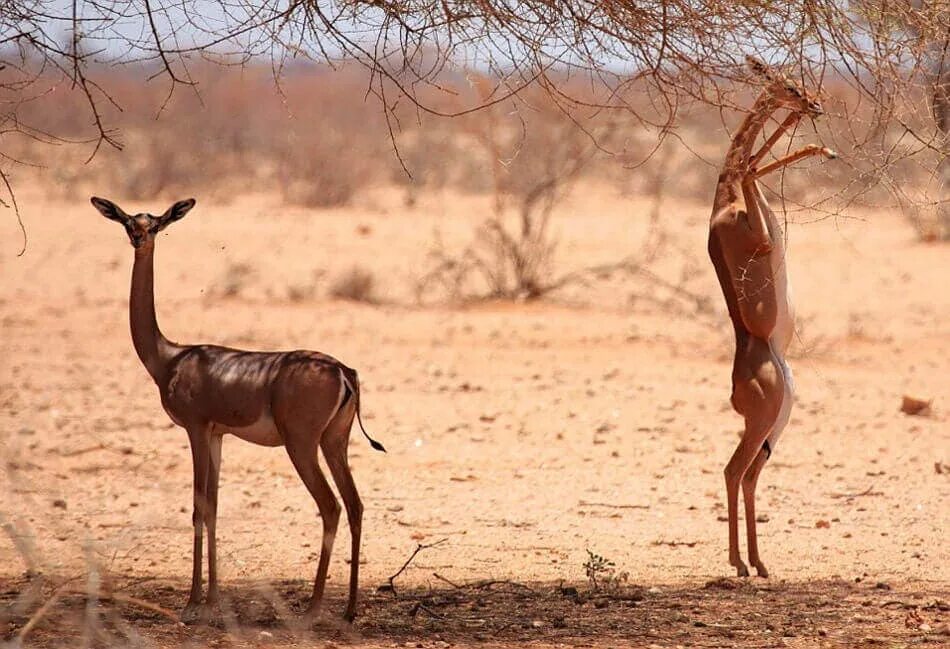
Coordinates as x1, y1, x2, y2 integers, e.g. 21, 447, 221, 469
212, 262, 256, 299
415, 83, 614, 302
9, 61, 945, 236
330, 266, 376, 303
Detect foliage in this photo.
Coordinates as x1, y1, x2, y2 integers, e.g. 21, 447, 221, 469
583, 550, 629, 594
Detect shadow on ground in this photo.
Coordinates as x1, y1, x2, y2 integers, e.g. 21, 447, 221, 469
2, 574, 948, 647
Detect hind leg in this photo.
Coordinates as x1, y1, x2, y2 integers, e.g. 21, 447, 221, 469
726, 337, 784, 577
285, 438, 341, 619
321, 402, 363, 621
274, 364, 347, 619
742, 448, 770, 577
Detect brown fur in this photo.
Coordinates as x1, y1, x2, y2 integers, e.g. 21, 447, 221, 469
707, 62, 835, 578
90, 196, 382, 623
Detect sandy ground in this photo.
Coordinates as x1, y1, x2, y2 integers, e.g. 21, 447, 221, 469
1, 182, 947, 647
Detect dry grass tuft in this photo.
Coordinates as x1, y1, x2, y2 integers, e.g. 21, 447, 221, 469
329, 266, 376, 303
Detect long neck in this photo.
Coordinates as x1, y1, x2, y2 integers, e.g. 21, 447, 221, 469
130, 242, 174, 383
722, 91, 778, 179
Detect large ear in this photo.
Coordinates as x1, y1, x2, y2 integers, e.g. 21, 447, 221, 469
159, 198, 196, 227
90, 196, 129, 224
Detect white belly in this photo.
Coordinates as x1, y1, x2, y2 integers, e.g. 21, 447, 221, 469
214, 413, 284, 447
770, 257, 795, 352
763, 202, 795, 352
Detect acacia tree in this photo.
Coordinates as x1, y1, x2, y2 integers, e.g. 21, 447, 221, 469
3, 1, 949, 250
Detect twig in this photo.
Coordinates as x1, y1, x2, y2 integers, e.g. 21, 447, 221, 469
17, 576, 82, 642
93, 591, 180, 623
470, 579, 537, 594
385, 538, 448, 597
579, 500, 651, 509
58, 443, 108, 457
432, 572, 462, 589
828, 486, 883, 499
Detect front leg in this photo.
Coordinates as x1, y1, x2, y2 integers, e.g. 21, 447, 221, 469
754, 144, 837, 178
205, 435, 223, 607
740, 175, 772, 253
182, 426, 211, 623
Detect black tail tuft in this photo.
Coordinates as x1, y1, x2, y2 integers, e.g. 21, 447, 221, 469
340, 365, 387, 453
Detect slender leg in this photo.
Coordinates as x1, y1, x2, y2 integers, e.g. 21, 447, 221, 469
182, 427, 211, 622
749, 112, 802, 169
321, 408, 363, 621
742, 449, 770, 577
285, 439, 341, 620
205, 435, 223, 605
754, 144, 837, 178
740, 175, 772, 251
726, 337, 784, 577
725, 438, 756, 578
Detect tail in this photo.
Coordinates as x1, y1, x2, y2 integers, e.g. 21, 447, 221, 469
339, 366, 386, 453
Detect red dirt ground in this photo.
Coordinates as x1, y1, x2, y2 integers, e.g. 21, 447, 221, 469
1, 184, 947, 647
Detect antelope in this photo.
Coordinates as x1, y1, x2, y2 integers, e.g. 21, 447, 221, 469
707, 58, 836, 577
90, 196, 385, 622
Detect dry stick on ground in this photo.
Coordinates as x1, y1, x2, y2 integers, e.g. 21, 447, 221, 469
17, 579, 181, 644
384, 538, 448, 597
827, 486, 883, 499
432, 572, 462, 589
579, 500, 651, 510
91, 591, 180, 623
16, 576, 82, 643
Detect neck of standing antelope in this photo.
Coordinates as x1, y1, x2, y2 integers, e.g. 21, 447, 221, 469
130, 242, 175, 383
721, 91, 778, 182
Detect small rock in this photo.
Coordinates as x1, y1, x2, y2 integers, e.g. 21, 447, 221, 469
874, 581, 892, 590
531, 619, 544, 628
900, 395, 931, 416
258, 631, 273, 640
919, 623, 932, 633
756, 514, 769, 523
52, 499, 67, 510
815, 519, 831, 529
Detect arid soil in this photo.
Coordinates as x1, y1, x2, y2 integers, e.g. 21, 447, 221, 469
1, 183, 947, 647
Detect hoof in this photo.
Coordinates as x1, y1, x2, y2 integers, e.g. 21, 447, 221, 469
181, 602, 222, 626
754, 563, 770, 578
180, 602, 202, 625
734, 562, 750, 578
343, 608, 357, 623
300, 607, 321, 627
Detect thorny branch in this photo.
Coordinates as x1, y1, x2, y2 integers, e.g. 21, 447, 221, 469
384, 537, 448, 597
3, 1, 950, 251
